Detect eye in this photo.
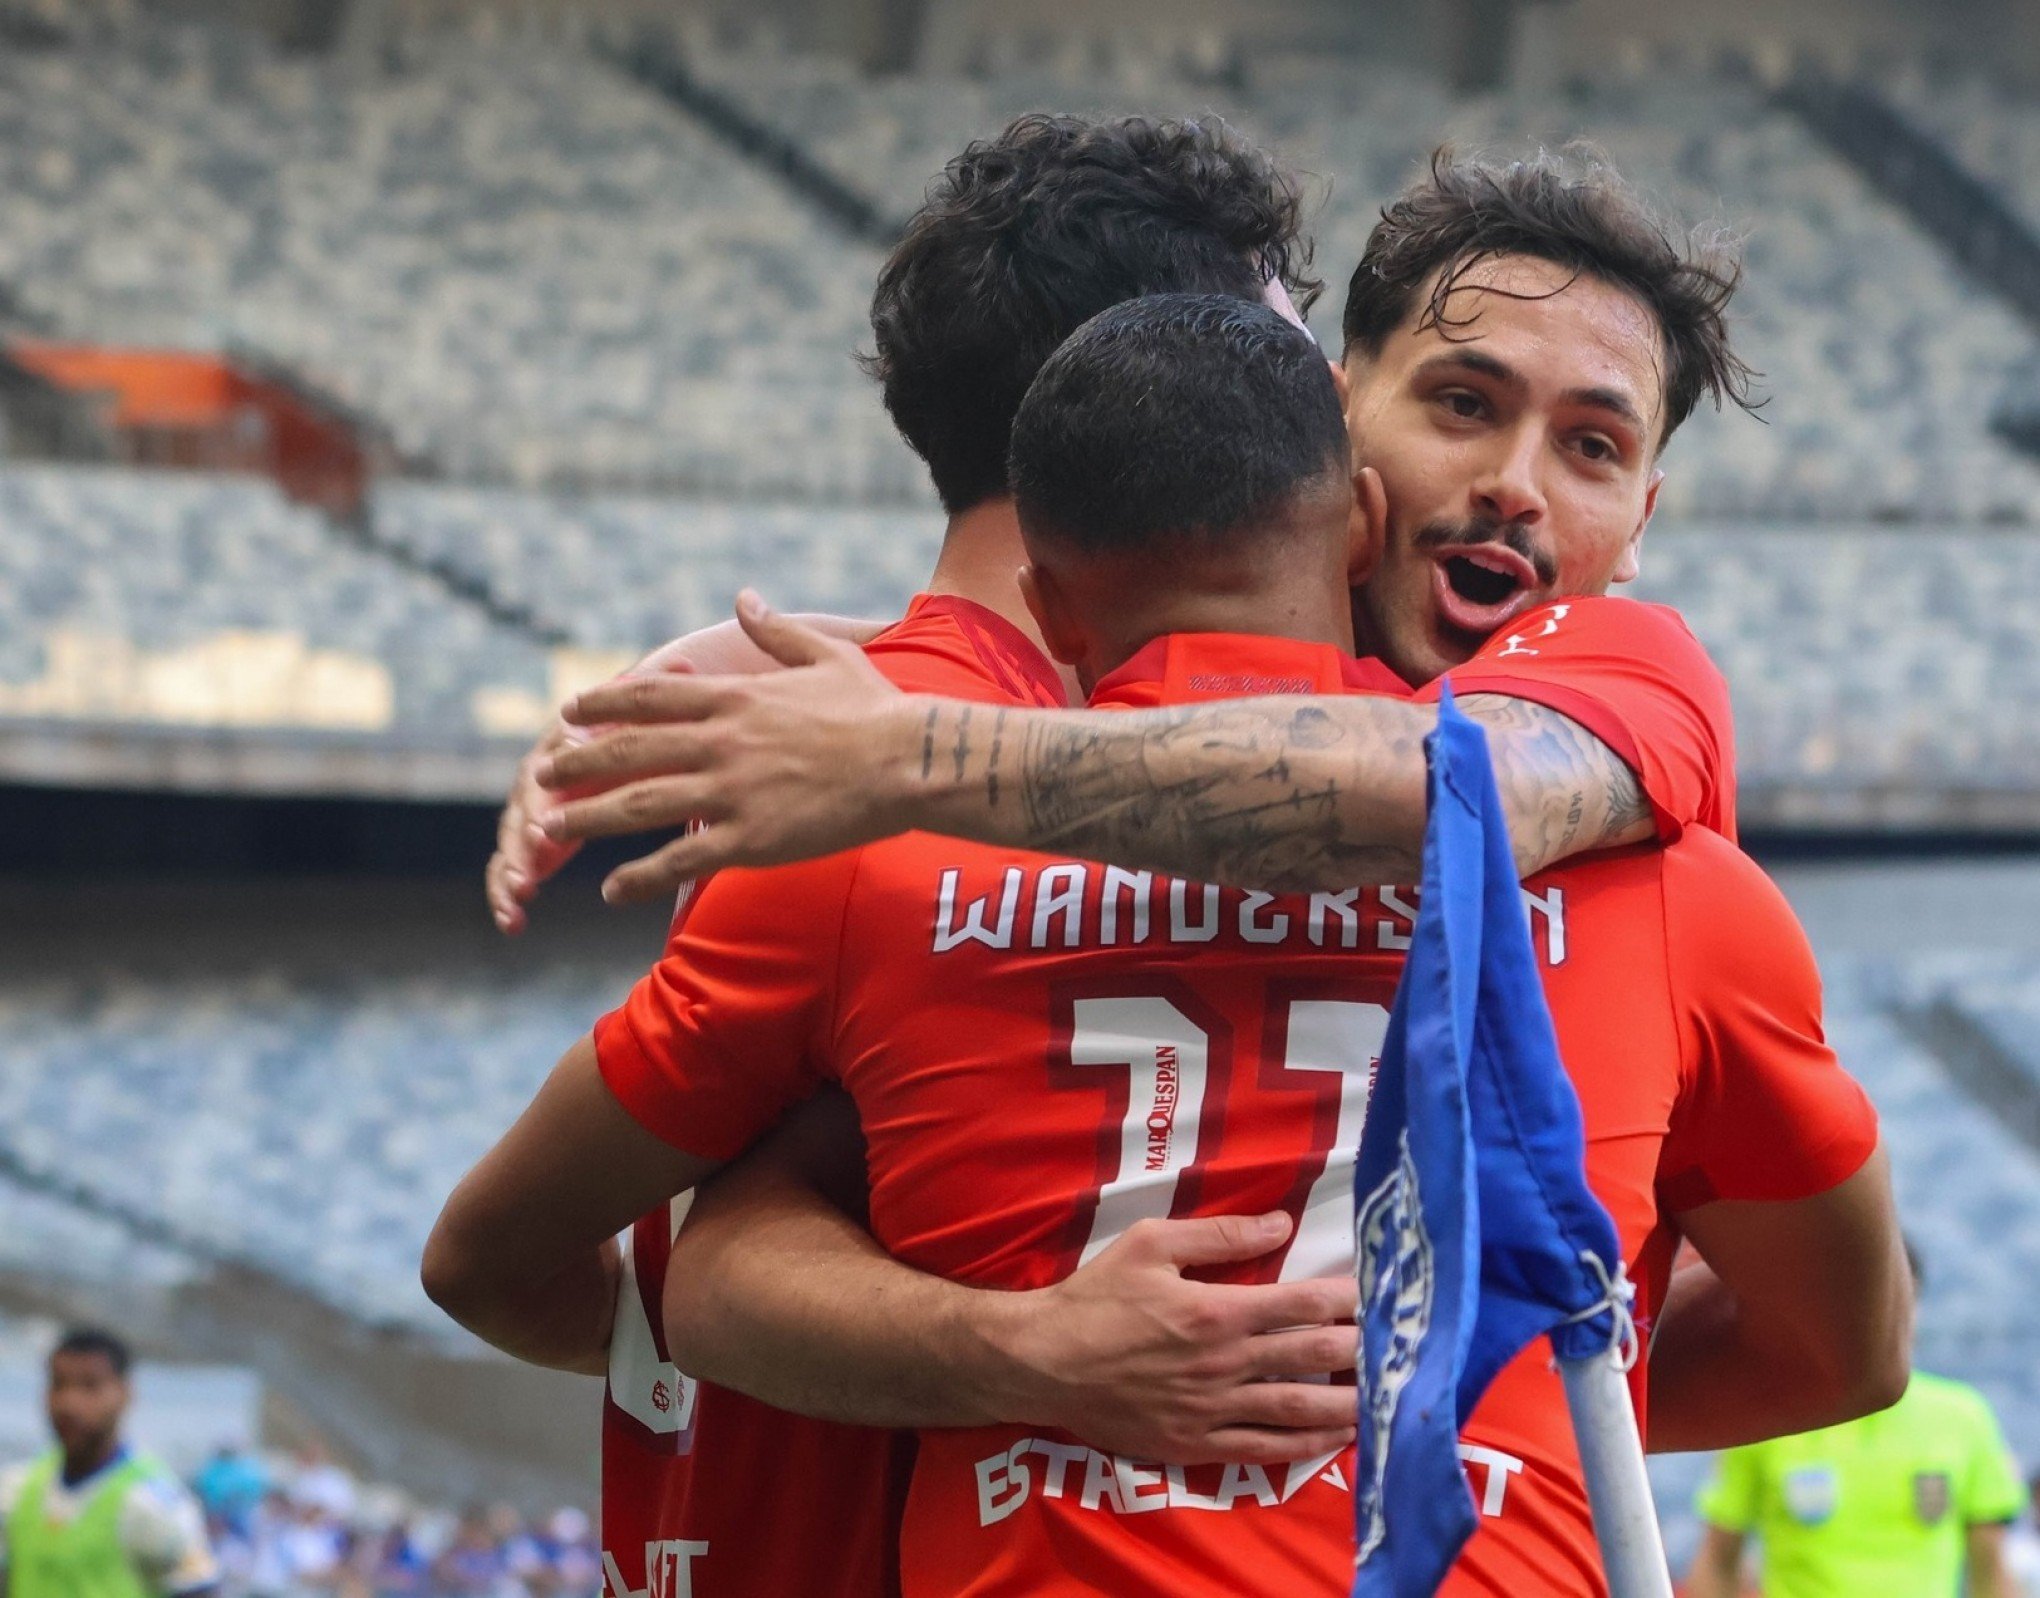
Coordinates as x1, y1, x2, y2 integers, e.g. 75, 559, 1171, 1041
1574, 433, 1618, 463
1438, 389, 1485, 420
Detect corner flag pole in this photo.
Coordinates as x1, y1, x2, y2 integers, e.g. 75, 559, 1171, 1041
1558, 1348, 1674, 1598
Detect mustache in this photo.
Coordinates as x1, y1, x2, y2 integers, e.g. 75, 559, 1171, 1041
1411, 519, 1558, 588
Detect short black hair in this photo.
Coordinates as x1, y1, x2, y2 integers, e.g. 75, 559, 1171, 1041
866, 112, 1318, 514
53, 1326, 131, 1376
1010, 293, 1348, 557
1343, 145, 1755, 446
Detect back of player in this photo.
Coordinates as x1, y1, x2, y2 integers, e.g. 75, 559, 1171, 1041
598, 596, 1064, 1598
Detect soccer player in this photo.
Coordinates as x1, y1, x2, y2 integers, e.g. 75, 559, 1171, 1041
0, 1329, 219, 1598
464, 294, 1896, 1594
1687, 1244, 2023, 1598
430, 112, 1373, 1598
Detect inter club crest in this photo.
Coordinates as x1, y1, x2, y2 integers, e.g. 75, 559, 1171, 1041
1913, 1471, 1952, 1526
1353, 1129, 1436, 1564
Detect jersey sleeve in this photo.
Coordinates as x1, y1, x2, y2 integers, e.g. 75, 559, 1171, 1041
121, 1473, 220, 1597
592, 851, 860, 1162
1693, 1446, 1762, 1534
1656, 837, 1879, 1211
1416, 597, 1736, 840
1957, 1388, 2025, 1525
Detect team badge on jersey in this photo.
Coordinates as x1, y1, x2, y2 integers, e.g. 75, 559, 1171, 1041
1353, 1129, 1436, 1563
1783, 1465, 1839, 1525
1913, 1470, 1952, 1526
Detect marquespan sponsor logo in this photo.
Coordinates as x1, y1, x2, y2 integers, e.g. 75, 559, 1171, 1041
1144, 1044, 1180, 1170
602, 1541, 708, 1598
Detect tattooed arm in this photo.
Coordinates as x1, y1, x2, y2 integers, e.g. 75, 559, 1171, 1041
539, 599, 1656, 900
901, 690, 1651, 891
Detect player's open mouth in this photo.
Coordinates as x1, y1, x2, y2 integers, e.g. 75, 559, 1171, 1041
1431, 546, 1541, 637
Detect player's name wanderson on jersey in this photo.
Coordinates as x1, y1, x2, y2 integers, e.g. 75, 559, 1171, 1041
932, 865, 1569, 966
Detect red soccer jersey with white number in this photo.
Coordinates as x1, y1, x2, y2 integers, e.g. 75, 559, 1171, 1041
597, 593, 1064, 1598
597, 630, 1874, 1596
1417, 595, 1738, 842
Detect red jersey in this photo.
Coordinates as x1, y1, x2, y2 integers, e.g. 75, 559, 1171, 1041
597, 593, 1063, 1598
1418, 595, 1737, 842
598, 630, 1872, 1596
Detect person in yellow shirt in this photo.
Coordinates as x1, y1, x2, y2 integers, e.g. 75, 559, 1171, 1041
0, 1329, 217, 1598
1687, 1247, 2022, 1598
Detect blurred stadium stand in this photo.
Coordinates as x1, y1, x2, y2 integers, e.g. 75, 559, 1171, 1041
0, 17, 2031, 823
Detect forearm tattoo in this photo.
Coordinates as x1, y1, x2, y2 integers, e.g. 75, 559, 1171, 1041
1459, 694, 1655, 877
926, 692, 1657, 892
970, 698, 1430, 891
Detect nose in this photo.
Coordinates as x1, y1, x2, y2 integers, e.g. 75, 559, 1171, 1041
1470, 425, 1547, 528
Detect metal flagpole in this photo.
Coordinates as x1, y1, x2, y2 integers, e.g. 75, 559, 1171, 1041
1558, 1351, 1675, 1598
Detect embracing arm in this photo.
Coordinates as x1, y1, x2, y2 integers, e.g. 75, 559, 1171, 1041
486, 613, 888, 932
663, 1092, 1359, 1465
540, 598, 1652, 900
1646, 1146, 1911, 1452
421, 1035, 719, 1374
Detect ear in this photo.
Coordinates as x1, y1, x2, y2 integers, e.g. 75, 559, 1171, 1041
1347, 465, 1388, 588
1327, 358, 1350, 407
1018, 563, 1087, 669
1613, 467, 1662, 586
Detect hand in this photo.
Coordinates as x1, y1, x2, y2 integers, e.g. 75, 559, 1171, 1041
485, 609, 890, 931
537, 592, 913, 905
987, 1212, 1358, 1466
486, 718, 585, 934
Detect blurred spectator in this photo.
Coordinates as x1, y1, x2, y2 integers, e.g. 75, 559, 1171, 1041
284, 1449, 356, 1526
193, 1446, 269, 1540
201, 1476, 589, 1598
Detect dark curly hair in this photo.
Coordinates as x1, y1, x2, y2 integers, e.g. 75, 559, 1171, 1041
866, 112, 1319, 513
1343, 145, 1756, 446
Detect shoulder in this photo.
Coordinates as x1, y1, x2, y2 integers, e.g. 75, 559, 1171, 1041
122, 1459, 202, 1515
1908, 1372, 1998, 1428
1659, 831, 1812, 976
0, 1459, 37, 1519
865, 599, 1063, 706
118, 1462, 207, 1542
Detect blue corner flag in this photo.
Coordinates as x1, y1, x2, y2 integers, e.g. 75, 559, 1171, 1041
1350, 685, 1634, 1598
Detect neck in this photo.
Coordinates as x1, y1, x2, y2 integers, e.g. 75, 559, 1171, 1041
1082, 560, 1356, 691
925, 499, 1043, 648
61, 1436, 120, 1483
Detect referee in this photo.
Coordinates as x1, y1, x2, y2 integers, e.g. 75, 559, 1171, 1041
1686, 1246, 2021, 1598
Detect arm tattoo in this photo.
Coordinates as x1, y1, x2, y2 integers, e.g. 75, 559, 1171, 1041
916, 691, 1658, 892
1000, 697, 1432, 892
985, 709, 1006, 810
1457, 694, 1655, 876
950, 706, 972, 785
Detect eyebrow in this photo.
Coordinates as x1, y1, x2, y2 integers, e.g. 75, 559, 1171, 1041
1416, 350, 1649, 434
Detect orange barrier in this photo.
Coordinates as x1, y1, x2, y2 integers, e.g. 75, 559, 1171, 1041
7, 341, 368, 514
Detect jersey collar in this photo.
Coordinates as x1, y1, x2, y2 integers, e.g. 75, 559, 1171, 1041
903, 593, 1068, 707
1090, 632, 1407, 709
